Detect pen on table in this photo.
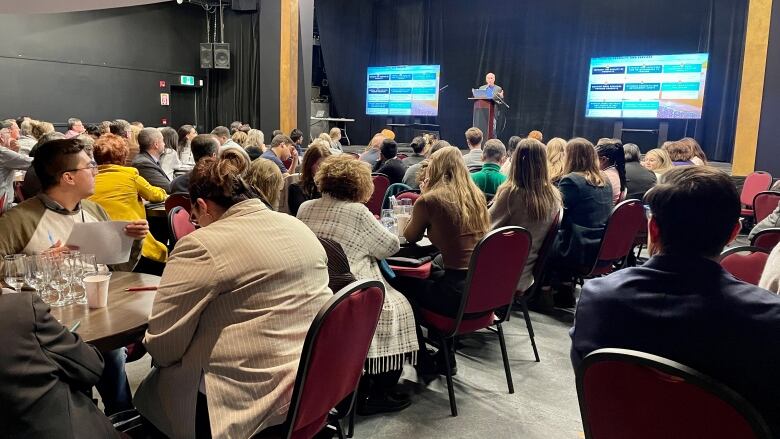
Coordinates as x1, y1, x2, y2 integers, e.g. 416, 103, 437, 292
124, 286, 158, 292
47, 231, 55, 246
69, 321, 80, 332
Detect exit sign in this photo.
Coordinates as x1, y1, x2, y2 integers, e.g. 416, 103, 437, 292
180, 75, 195, 86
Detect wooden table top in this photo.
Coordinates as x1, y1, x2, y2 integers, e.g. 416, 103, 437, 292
145, 204, 167, 219
50, 272, 160, 352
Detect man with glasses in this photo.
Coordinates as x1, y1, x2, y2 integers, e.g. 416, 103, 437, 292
0, 137, 149, 418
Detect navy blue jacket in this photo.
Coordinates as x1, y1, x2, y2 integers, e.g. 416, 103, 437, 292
571, 254, 780, 435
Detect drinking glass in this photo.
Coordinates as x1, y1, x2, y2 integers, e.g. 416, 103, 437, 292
380, 209, 397, 234
4, 254, 26, 294
400, 198, 413, 215
24, 255, 43, 296
46, 254, 70, 307
66, 252, 87, 305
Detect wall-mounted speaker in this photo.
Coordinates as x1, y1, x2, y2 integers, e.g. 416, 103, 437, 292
213, 43, 230, 69
200, 43, 213, 69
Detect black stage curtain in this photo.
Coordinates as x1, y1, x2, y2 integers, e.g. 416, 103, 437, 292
316, 0, 746, 162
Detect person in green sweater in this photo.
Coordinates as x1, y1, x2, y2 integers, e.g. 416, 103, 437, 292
471, 138, 507, 196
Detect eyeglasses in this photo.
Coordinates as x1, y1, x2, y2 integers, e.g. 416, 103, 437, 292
64, 161, 98, 173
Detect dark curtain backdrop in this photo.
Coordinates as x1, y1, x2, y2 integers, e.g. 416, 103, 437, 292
316, 0, 747, 161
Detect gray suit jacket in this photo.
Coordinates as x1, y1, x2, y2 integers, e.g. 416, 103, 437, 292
132, 151, 171, 193
0, 293, 119, 438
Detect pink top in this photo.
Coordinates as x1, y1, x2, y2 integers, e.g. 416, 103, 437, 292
604, 167, 621, 204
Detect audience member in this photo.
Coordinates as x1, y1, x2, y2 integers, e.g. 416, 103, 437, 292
546, 137, 567, 185
90, 134, 167, 275
229, 120, 242, 134
21, 132, 66, 199
85, 123, 102, 141
0, 138, 148, 416
622, 143, 657, 200
272, 129, 284, 138
395, 146, 490, 373
528, 130, 544, 142
663, 140, 695, 166
176, 124, 197, 166
500, 135, 522, 176
595, 139, 626, 204
329, 127, 343, 152
642, 148, 674, 178
571, 166, 780, 436
245, 158, 283, 210
170, 134, 219, 194
239, 124, 251, 134
2, 119, 20, 142
261, 134, 298, 176
212, 125, 250, 163
0, 129, 32, 211
99, 120, 111, 135
381, 128, 396, 140
402, 140, 450, 189
373, 139, 406, 184
134, 157, 331, 438
402, 136, 426, 167
130, 121, 144, 129
133, 128, 171, 192
159, 127, 181, 180
218, 148, 250, 177
16, 118, 36, 155
231, 130, 248, 147
471, 138, 507, 195
462, 127, 484, 169
549, 138, 613, 307
110, 119, 131, 138
64, 117, 85, 139
297, 155, 417, 414
244, 129, 266, 152
760, 243, 780, 293
0, 292, 121, 438
289, 128, 304, 155
287, 141, 331, 216
126, 123, 141, 165
490, 138, 561, 292
30, 120, 55, 142
246, 145, 263, 161
359, 133, 386, 165
680, 137, 708, 166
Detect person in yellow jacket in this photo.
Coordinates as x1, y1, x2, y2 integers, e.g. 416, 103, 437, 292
89, 133, 168, 274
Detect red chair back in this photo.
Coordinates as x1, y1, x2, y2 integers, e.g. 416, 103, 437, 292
284, 280, 385, 439
396, 190, 420, 205
741, 172, 773, 208
587, 199, 647, 276
752, 191, 780, 223
164, 193, 191, 213
365, 174, 390, 216
577, 348, 771, 439
750, 227, 780, 251
718, 246, 770, 286
168, 206, 196, 245
396, 153, 408, 160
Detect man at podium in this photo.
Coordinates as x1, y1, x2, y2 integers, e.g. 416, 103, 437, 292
478, 72, 504, 99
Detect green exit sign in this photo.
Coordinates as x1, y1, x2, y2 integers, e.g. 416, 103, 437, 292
180, 75, 195, 86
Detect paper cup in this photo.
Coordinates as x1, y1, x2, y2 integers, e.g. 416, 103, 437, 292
85, 272, 112, 309
396, 213, 411, 236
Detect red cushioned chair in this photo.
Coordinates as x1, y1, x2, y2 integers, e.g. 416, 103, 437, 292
752, 191, 780, 223
396, 190, 420, 205
577, 348, 771, 439
164, 193, 191, 213
365, 173, 390, 217
0, 193, 5, 216
396, 153, 408, 160
740, 172, 773, 220
750, 227, 780, 251
279, 280, 384, 439
419, 226, 532, 416
578, 199, 647, 279
167, 206, 196, 245
718, 246, 770, 286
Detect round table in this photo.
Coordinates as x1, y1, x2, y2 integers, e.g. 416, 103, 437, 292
50, 272, 160, 352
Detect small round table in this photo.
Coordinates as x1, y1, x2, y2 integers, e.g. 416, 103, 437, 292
50, 272, 160, 352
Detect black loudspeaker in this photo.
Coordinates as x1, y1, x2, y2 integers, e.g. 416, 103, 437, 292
231, 0, 258, 11
213, 43, 230, 69
200, 43, 213, 69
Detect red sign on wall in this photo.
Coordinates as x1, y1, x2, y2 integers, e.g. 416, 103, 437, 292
161, 118, 168, 126
159, 80, 166, 88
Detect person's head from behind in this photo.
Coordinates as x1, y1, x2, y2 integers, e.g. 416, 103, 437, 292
380, 139, 397, 160
410, 136, 426, 155
160, 127, 179, 152
506, 136, 522, 158
246, 146, 263, 161
85, 124, 101, 140
130, 121, 144, 129
545, 137, 566, 176
329, 127, 342, 142
270, 134, 294, 160
643, 148, 673, 173
93, 134, 129, 166
645, 166, 740, 258
29, 131, 66, 157
315, 155, 373, 203
188, 157, 259, 227
245, 129, 265, 150
34, 138, 98, 200
465, 127, 483, 150
680, 137, 707, 164
482, 139, 506, 165
245, 158, 284, 209
110, 119, 131, 138
231, 130, 248, 146
565, 138, 604, 187
623, 143, 641, 163
137, 128, 165, 157
219, 148, 249, 176
595, 139, 626, 186
190, 134, 219, 163
230, 121, 242, 133
30, 120, 55, 140
426, 146, 489, 232
527, 130, 543, 142
211, 126, 230, 145
368, 133, 385, 151
301, 142, 333, 196
290, 128, 303, 144
505, 138, 561, 222
663, 140, 693, 162
68, 118, 85, 134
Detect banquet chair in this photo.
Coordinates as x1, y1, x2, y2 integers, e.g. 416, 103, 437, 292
718, 246, 770, 286
577, 199, 646, 280
740, 172, 773, 222
365, 173, 390, 217
750, 228, 780, 251
395, 190, 421, 205
164, 193, 191, 213
577, 348, 771, 439
752, 191, 780, 224
168, 206, 196, 245
272, 280, 385, 439
417, 226, 532, 416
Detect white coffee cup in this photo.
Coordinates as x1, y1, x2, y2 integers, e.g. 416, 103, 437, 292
396, 213, 411, 236
84, 272, 112, 309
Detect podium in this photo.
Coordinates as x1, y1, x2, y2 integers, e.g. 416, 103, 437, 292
469, 97, 498, 139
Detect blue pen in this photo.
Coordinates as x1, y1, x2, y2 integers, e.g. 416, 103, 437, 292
47, 231, 55, 246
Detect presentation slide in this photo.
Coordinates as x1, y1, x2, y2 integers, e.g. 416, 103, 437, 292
585, 53, 709, 119
366, 65, 441, 116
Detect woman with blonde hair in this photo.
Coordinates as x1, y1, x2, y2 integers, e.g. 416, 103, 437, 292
296, 155, 418, 414
642, 148, 674, 178
245, 158, 284, 210
126, 124, 142, 165
490, 138, 561, 292
244, 129, 265, 151
231, 130, 248, 147
287, 141, 332, 215
546, 137, 567, 184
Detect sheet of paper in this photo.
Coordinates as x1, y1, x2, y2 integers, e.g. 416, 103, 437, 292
66, 221, 133, 265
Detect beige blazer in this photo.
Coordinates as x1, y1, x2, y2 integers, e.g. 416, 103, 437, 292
134, 199, 331, 439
